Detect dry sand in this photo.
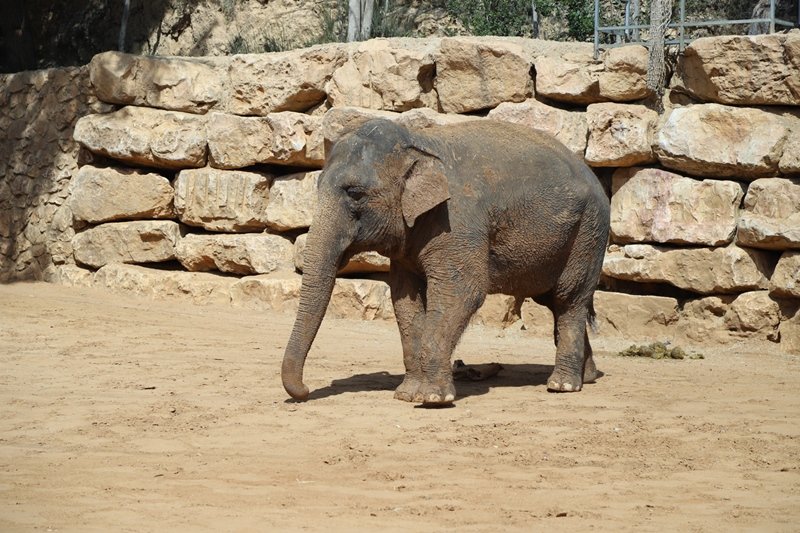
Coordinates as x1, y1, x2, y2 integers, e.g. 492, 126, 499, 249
1, 282, 798, 532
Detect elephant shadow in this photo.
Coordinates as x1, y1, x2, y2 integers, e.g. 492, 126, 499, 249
304, 363, 557, 403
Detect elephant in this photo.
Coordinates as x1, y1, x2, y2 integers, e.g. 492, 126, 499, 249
281, 118, 610, 405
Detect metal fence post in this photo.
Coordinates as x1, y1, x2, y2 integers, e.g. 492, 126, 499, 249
770, 0, 776, 33
594, 0, 600, 59
679, 0, 686, 51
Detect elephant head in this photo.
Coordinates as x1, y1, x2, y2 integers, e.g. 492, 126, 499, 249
281, 119, 451, 401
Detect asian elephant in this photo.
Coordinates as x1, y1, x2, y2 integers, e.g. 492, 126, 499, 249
281, 118, 610, 405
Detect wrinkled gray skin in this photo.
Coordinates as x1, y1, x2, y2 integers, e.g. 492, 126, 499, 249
282, 119, 610, 405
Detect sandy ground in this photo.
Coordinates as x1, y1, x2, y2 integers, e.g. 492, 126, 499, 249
1, 282, 799, 532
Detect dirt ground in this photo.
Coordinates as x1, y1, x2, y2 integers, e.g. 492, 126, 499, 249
1, 282, 799, 532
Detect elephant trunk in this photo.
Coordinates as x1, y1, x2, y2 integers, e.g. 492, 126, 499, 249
281, 197, 352, 401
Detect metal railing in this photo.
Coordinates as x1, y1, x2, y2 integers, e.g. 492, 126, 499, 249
593, 0, 800, 58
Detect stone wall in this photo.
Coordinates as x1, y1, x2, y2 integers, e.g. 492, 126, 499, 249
0, 67, 111, 281
2, 33, 799, 353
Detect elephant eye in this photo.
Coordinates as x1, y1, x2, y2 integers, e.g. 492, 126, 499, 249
345, 186, 366, 202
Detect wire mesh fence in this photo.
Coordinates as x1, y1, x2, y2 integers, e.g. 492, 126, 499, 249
593, 0, 800, 57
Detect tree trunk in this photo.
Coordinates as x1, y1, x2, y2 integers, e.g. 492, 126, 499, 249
646, 0, 673, 113
119, 0, 131, 52
348, 0, 375, 42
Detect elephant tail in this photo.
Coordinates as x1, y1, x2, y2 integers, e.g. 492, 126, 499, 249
587, 300, 599, 334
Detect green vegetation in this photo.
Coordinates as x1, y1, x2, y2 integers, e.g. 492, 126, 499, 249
617, 342, 704, 360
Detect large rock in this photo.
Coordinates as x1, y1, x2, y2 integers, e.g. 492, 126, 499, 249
89, 51, 224, 113
321, 106, 478, 152
73, 106, 208, 169
207, 112, 324, 169
780, 130, 800, 175
435, 37, 533, 114
585, 103, 657, 166
603, 244, 773, 294
227, 45, 348, 115
206, 113, 273, 169
72, 220, 183, 268
679, 295, 736, 344
655, 104, 788, 178
535, 46, 649, 105
610, 168, 743, 246
487, 99, 588, 156
265, 171, 320, 232
294, 233, 390, 275
674, 32, 800, 106
230, 273, 394, 320
93, 263, 234, 306
724, 291, 781, 337
737, 178, 800, 250
230, 272, 302, 313
70, 165, 175, 223
173, 168, 272, 232
598, 45, 650, 102
176, 233, 294, 275
778, 300, 800, 354
321, 106, 400, 152
327, 39, 438, 112
770, 251, 800, 298
593, 291, 679, 339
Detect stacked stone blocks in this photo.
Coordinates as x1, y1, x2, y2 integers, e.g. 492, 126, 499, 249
34, 33, 800, 352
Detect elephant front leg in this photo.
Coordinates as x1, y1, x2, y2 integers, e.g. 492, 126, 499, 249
415, 288, 486, 405
389, 266, 426, 402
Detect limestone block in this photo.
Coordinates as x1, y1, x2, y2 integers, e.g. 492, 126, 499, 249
674, 32, 800, 106
321, 106, 400, 152
207, 113, 273, 169
93, 263, 234, 306
535, 46, 648, 105
602, 244, 772, 294
487, 99, 588, 156
520, 299, 554, 337
329, 278, 395, 321
598, 45, 650, 102
679, 295, 736, 344
435, 37, 533, 113
230, 273, 394, 320
265, 171, 320, 232
585, 103, 657, 166
173, 168, 272, 232
327, 39, 438, 111
655, 104, 788, 178
52, 264, 95, 287
780, 131, 800, 175
737, 178, 800, 250
770, 251, 800, 298
230, 272, 302, 313
471, 294, 517, 328
266, 112, 325, 167
73, 106, 208, 169
724, 291, 781, 336
227, 45, 348, 115
294, 233, 389, 275
176, 233, 294, 275
395, 108, 481, 130
610, 167, 744, 246
778, 300, 800, 354
593, 291, 679, 339
70, 165, 175, 223
207, 112, 324, 169
534, 54, 600, 104
72, 220, 183, 268
89, 51, 223, 113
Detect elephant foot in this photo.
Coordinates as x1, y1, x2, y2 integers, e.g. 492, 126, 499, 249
415, 379, 456, 406
583, 356, 601, 384
394, 375, 423, 402
546, 368, 583, 392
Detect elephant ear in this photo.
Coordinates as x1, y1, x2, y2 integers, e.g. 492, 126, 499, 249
401, 152, 450, 228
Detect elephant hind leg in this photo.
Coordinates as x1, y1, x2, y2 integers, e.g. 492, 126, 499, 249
547, 301, 589, 392
583, 329, 601, 384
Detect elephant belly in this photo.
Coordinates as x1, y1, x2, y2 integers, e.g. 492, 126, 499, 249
485, 218, 576, 297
